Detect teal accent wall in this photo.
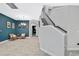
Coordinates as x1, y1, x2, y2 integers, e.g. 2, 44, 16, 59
15, 20, 29, 36
0, 13, 16, 41
0, 13, 29, 42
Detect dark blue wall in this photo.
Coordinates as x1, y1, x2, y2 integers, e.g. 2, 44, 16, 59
0, 13, 16, 41
0, 13, 29, 41
15, 20, 29, 36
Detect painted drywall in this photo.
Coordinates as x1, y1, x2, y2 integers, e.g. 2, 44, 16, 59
15, 20, 29, 36
39, 25, 66, 56
29, 20, 39, 37
0, 13, 29, 41
0, 13, 16, 41
40, 5, 79, 50
47, 6, 79, 49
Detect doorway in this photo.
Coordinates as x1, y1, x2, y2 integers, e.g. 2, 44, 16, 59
32, 26, 36, 36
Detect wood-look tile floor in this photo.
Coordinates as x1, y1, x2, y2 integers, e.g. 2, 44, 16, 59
0, 37, 49, 56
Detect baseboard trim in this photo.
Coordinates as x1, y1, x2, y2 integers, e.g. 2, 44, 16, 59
0, 40, 8, 44
67, 48, 79, 51
40, 48, 56, 56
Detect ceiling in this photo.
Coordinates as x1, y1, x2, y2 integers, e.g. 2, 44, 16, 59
0, 3, 51, 20
0, 3, 79, 20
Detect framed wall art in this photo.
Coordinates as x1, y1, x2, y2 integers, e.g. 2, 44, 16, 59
7, 21, 11, 28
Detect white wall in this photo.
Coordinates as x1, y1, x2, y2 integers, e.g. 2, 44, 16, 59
40, 5, 79, 50
48, 6, 79, 50
29, 20, 39, 37
39, 25, 67, 56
